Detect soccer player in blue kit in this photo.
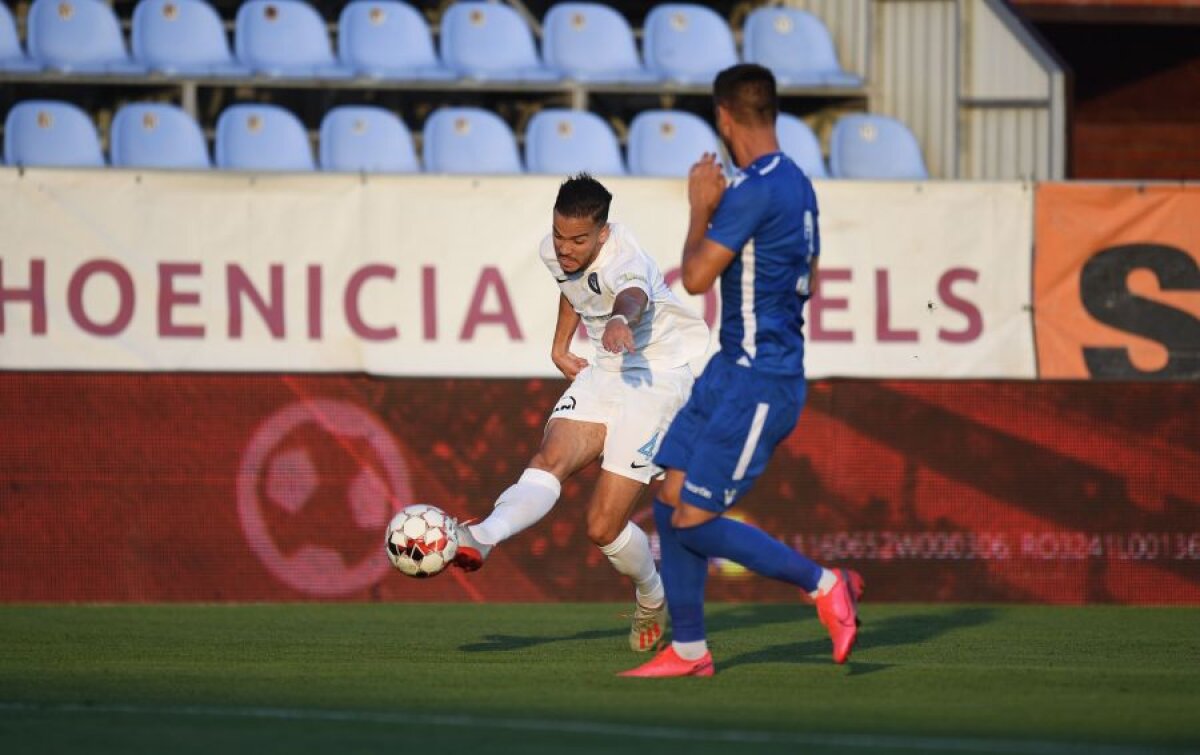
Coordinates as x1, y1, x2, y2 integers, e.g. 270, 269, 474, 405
622, 64, 863, 678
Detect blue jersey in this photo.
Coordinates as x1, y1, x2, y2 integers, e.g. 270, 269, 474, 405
706, 152, 820, 377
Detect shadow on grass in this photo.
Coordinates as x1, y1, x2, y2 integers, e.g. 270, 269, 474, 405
717, 605, 997, 674
460, 626, 626, 652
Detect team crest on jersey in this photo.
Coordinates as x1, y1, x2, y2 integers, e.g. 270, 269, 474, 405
587, 272, 601, 295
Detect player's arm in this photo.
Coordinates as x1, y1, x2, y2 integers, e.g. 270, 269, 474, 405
550, 293, 588, 380
681, 153, 736, 294
602, 287, 649, 354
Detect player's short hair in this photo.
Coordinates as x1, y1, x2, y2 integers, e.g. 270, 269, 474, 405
554, 173, 612, 226
713, 63, 778, 127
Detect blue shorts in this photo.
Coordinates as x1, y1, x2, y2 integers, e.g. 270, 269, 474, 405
655, 353, 806, 512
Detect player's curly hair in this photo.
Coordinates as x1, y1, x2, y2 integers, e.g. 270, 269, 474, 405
554, 173, 612, 225
714, 63, 778, 127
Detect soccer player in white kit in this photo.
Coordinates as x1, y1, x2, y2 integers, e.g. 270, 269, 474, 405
452, 173, 710, 652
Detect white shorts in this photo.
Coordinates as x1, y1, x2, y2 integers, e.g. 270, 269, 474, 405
548, 364, 694, 483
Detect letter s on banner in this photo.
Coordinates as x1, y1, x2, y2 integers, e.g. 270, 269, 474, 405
1034, 184, 1200, 379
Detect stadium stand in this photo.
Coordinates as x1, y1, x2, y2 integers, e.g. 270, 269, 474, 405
215, 102, 315, 170
541, 2, 658, 83
110, 101, 211, 168
337, 1, 455, 80
234, 0, 353, 78
776, 112, 827, 179
642, 4, 737, 85
742, 7, 862, 88
3, 99, 104, 166
0, 2, 39, 72
26, 0, 146, 73
829, 113, 929, 180
319, 104, 418, 173
524, 108, 625, 176
131, 0, 249, 76
626, 108, 720, 177
422, 106, 523, 174
439, 2, 558, 81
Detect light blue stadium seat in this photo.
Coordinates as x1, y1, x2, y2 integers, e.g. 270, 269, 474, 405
422, 107, 522, 174
643, 4, 737, 85
830, 113, 929, 180
26, 0, 146, 74
215, 103, 315, 171
542, 3, 657, 83
626, 109, 720, 178
110, 103, 210, 169
776, 113, 827, 179
0, 2, 41, 72
235, 0, 353, 78
525, 109, 624, 176
3, 100, 104, 167
439, 2, 557, 82
319, 105, 417, 173
132, 0, 250, 76
743, 8, 862, 88
338, 1, 454, 80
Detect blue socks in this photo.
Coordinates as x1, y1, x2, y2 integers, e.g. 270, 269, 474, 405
672, 512, 824, 593
653, 499, 709, 643
655, 500, 826, 644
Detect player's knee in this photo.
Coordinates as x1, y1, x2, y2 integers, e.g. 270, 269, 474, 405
586, 515, 623, 547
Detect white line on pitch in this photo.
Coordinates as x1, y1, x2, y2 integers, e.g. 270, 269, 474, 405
0, 701, 1180, 755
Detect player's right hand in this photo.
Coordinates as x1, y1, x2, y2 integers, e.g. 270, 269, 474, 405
552, 350, 588, 380
688, 152, 726, 216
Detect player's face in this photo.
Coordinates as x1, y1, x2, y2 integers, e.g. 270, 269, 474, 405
552, 212, 609, 274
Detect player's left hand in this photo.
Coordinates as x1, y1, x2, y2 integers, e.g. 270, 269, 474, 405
602, 318, 636, 354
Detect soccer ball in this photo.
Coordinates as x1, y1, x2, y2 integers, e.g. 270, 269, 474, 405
385, 504, 459, 578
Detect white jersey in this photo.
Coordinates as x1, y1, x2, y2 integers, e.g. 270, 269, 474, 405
539, 223, 710, 372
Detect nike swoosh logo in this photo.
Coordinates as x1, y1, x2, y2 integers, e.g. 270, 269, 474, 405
630, 462, 651, 469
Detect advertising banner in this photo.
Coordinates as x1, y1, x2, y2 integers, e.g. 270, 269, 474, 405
0, 170, 1036, 379
1, 373, 1195, 604
1034, 183, 1200, 379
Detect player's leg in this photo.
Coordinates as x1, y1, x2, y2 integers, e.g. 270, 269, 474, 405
590, 366, 691, 651
582, 470, 666, 651
618, 469, 715, 677
455, 369, 610, 570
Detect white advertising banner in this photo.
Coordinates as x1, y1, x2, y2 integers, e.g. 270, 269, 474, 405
0, 169, 1035, 378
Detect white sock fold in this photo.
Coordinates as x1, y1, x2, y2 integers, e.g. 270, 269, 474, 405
672, 639, 709, 660
469, 468, 562, 546
599, 522, 664, 607
809, 568, 837, 599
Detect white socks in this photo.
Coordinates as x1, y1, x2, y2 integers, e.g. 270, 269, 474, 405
672, 640, 709, 660
809, 568, 838, 599
468, 468, 562, 546
599, 521, 665, 608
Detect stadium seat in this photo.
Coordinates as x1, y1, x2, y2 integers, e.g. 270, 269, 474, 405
215, 103, 315, 171
319, 105, 418, 173
110, 103, 210, 169
235, 0, 353, 78
776, 113, 827, 179
439, 2, 557, 82
829, 113, 929, 180
337, 1, 454, 80
422, 107, 522, 174
0, 2, 40, 72
3, 100, 104, 167
132, 0, 250, 76
525, 109, 624, 176
541, 3, 657, 83
743, 8, 862, 88
626, 110, 720, 178
643, 4, 737, 85
26, 0, 147, 73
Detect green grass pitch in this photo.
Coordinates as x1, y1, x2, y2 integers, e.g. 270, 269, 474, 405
1, 603, 1198, 754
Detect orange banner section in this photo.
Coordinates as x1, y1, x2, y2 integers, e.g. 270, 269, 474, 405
1034, 183, 1200, 378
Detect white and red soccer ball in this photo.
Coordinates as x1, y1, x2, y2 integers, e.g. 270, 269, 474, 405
385, 504, 459, 578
